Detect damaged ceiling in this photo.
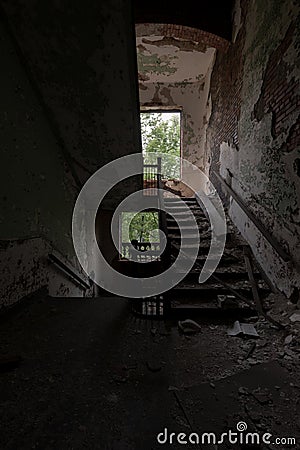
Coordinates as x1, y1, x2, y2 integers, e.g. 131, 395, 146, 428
136, 35, 215, 83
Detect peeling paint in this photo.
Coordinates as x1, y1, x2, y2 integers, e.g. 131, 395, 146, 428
137, 32, 216, 182
139, 75, 214, 182
136, 34, 215, 84
137, 52, 178, 76
216, 0, 300, 296
0, 237, 92, 309
1, 0, 142, 304
142, 36, 207, 53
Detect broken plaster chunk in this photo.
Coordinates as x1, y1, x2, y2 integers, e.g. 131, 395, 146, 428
217, 294, 237, 309
178, 319, 201, 335
227, 320, 259, 338
251, 388, 272, 405
168, 385, 180, 392
238, 386, 249, 395
284, 334, 293, 345
290, 312, 300, 323
245, 342, 256, 359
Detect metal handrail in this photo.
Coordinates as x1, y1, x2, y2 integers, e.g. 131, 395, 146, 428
48, 253, 90, 290
156, 157, 170, 268
214, 171, 290, 262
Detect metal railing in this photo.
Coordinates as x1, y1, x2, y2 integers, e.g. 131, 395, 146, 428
121, 241, 161, 262
120, 156, 165, 264
126, 156, 171, 318
48, 252, 91, 290
143, 160, 159, 195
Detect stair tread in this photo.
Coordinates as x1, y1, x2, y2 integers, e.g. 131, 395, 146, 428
165, 206, 201, 211
166, 213, 205, 219
174, 283, 251, 289
171, 302, 252, 310
176, 270, 261, 277
168, 234, 200, 239
161, 191, 271, 308
164, 199, 194, 202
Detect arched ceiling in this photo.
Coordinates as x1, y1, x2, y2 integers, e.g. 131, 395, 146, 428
133, 0, 234, 41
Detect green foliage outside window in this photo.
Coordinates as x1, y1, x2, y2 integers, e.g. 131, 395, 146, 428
141, 112, 181, 179
121, 212, 159, 243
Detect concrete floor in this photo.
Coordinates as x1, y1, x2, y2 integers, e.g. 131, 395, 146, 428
0, 295, 299, 449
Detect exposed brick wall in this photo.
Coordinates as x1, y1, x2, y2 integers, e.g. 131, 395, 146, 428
135, 23, 230, 52
208, 3, 300, 195
207, 1, 248, 195
285, 119, 300, 154
254, 22, 300, 142
207, 0, 300, 296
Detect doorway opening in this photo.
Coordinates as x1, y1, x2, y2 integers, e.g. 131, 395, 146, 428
140, 110, 181, 182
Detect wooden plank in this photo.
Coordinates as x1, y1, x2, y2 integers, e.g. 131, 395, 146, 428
211, 274, 253, 307
243, 246, 264, 315
243, 246, 285, 329
213, 172, 290, 262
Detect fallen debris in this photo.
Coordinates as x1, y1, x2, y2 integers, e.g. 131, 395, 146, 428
217, 294, 238, 309
245, 342, 257, 359
178, 319, 201, 335
251, 387, 272, 405
290, 312, 300, 323
227, 321, 259, 338
238, 386, 249, 395
172, 390, 193, 431
284, 334, 293, 345
168, 385, 180, 392
243, 245, 264, 316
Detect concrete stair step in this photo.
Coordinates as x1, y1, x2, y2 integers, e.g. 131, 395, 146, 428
177, 270, 261, 281
168, 233, 200, 240
165, 205, 201, 211
167, 284, 254, 298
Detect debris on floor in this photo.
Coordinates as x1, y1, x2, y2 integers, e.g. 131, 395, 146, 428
217, 294, 238, 309
290, 312, 300, 322
0, 296, 299, 449
284, 334, 293, 345
175, 361, 300, 442
178, 319, 202, 334
227, 320, 259, 337
251, 387, 272, 405
245, 342, 256, 359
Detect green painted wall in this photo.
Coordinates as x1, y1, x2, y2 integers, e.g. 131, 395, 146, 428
218, 0, 300, 295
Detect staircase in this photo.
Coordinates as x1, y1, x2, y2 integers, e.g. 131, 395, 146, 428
162, 196, 271, 316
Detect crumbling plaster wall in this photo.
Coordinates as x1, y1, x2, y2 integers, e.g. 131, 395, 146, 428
0, 238, 93, 309
139, 77, 213, 174
209, 0, 300, 296
137, 35, 216, 179
0, 0, 141, 307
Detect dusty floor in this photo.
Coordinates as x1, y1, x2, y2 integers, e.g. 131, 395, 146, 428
0, 295, 299, 449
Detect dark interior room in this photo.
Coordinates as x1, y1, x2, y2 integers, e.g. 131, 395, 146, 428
0, 0, 299, 448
